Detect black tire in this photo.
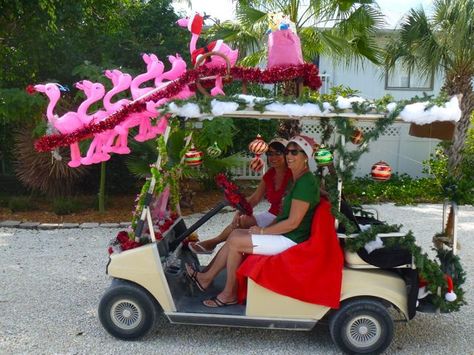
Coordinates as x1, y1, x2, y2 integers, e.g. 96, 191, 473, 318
98, 281, 159, 340
329, 299, 394, 354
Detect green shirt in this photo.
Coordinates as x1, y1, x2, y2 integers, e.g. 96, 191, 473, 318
274, 171, 319, 244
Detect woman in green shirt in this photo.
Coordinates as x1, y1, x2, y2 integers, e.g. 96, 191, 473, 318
186, 135, 320, 307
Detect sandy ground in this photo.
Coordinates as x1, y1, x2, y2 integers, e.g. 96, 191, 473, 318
0, 203, 473, 354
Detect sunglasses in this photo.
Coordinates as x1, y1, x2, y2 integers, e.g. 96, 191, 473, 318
285, 149, 305, 156
266, 151, 284, 157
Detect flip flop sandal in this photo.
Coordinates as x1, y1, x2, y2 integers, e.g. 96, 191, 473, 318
202, 296, 238, 308
188, 242, 214, 255
185, 263, 207, 292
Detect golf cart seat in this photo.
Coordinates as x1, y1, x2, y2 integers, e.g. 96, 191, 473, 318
337, 199, 414, 270
343, 241, 414, 269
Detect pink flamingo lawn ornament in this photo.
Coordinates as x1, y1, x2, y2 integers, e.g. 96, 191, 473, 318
34, 83, 84, 167
129, 53, 164, 142
102, 69, 134, 154
75, 80, 112, 164
147, 54, 195, 125
177, 13, 238, 96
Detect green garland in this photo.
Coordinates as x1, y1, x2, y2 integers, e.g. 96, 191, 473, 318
344, 223, 402, 251
130, 126, 187, 232
344, 225, 466, 312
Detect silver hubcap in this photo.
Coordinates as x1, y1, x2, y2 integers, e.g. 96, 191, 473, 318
110, 299, 142, 330
346, 315, 381, 348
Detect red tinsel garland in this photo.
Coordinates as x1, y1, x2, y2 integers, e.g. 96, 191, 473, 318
215, 173, 253, 216
34, 64, 322, 152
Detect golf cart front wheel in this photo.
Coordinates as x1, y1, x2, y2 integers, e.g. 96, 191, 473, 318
99, 281, 159, 340
329, 299, 394, 354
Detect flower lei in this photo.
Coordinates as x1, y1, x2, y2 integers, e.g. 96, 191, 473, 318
215, 173, 253, 216
34, 64, 322, 152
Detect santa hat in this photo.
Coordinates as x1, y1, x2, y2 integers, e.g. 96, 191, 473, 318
445, 274, 457, 302
288, 135, 318, 159
268, 137, 289, 151
188, 13, 204, 35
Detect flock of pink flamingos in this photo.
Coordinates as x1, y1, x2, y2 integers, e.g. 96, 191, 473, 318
33, 14, 238, 167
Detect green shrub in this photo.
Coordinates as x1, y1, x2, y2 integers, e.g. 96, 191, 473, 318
344, 174, 442, 205
8, 197, 38, 212
52, 197, 84, 215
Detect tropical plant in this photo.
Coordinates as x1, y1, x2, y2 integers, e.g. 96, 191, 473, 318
13, 128, 89, 197
206, 0, 385, 67
384, 0, 474, 174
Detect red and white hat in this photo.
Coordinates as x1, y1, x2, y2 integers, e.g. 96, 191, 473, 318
188, 13, 204, 35
288, 135, 318, 158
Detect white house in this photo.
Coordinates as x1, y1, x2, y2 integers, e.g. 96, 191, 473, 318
309, 31, 445, 178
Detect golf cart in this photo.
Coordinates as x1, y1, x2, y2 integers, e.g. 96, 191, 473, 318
98, 87, 464, 354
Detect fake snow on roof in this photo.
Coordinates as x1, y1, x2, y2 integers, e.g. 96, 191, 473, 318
398, 96, 461, 124
167, 95, 462, 124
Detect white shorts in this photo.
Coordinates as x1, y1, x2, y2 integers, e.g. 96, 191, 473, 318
251, 234, 297, 256
254, 211, 276, 228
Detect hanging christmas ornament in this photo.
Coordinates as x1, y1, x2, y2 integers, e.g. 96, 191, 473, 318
351, 128, 364, 145
248, 134, 269, 156
184, 145, 203, 167
314, 147, 333, 166
249, 156, 264, 172
371, 161, 392, 181
206, 141, 222, 158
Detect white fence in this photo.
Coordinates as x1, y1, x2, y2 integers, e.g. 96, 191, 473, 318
231, 120, 439, 180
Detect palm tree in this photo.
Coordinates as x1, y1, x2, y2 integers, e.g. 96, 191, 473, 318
206, 0, 385, 66
385, 0, 474, 173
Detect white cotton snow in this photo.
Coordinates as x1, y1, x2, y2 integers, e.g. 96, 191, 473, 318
322, 102, 333, 112
265, 102, 324, 116
386, 102, 397, 113
168, 102, 201, 118
399, 96, 461, 124
210, 100, 239, 116
236, 94, 266, 107
336, 96, 366, 109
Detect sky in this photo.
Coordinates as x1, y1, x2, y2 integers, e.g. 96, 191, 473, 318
173, 0, 434, 28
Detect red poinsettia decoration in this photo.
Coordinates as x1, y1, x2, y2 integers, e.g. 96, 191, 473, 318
25, 85, 36, 95
215, 173, 253, 216
108, 231, 141, 254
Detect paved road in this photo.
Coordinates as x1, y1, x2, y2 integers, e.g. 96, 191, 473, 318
0, 203, 473, 354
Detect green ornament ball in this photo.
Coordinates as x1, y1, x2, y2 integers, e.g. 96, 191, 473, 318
206, 142, 222, 158
314, 148, 333, 166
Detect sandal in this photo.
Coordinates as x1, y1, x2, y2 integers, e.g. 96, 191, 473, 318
203, 296, 238, 308
188, 242, 214, 255
185, 263, 207, 292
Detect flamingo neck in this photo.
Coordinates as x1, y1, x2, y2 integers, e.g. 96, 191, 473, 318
46, 95, 59, 123
190, 34, 199, 54
131, 71, 156, 98
77, 95, 100, 117
104, 82, 129, 111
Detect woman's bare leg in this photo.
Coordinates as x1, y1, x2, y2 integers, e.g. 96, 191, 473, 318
197, 215, 256, 251
203, 230, 254, 305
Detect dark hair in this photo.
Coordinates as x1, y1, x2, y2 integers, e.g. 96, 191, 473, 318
268, 141, 286, 153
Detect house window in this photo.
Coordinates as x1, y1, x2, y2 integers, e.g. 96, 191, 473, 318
385, 61, 433, 90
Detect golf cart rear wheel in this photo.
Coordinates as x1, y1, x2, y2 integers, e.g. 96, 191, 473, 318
329, 299, 393, 354
99, 281, 158, 340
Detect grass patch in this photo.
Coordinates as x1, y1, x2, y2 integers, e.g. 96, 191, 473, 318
8, 197, 39, 212
52, 197, 86, 215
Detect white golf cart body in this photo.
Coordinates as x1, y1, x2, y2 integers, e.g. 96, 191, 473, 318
100, 108, 460, 354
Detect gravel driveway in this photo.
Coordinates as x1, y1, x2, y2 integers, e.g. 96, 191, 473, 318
1, 203, 473, 354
